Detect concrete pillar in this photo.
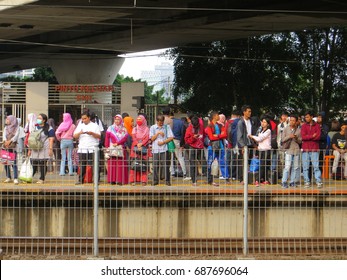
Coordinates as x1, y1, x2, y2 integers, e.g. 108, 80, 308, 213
49, 57, 125, 84
121, 82, 145, 118
26, 82, 48, 117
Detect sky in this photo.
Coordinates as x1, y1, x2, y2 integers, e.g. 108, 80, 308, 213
118, 48, 173, 80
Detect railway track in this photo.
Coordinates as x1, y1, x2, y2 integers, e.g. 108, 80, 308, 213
1, 237, 347, 256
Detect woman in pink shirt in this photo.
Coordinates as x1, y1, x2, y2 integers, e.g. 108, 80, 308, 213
249, 117, 271, 186
56, 113, 76, 176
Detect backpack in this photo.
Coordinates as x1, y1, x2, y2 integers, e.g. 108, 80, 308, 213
28, 129, 45, 150
270, 121, 278, 150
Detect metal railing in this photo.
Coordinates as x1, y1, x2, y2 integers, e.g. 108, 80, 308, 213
0, 146, 346, 257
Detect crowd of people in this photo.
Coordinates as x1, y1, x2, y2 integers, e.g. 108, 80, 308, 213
2, 105, 347, 188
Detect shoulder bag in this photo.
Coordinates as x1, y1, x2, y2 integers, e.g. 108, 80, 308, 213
165, 125, 176, 153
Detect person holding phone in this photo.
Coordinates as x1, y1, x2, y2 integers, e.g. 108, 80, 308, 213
73, 112, 101, 185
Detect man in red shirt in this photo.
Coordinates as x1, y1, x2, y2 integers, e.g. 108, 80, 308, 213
205, 111, 228, 186
301, 110, 322, 188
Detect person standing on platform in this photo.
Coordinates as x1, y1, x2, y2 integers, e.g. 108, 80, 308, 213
123, 114, 134, 153
171, 113, 190, 179
129, 115, 150, 186
205, 111, 228, 186
150, 114, 174, 186
331, 121, 347, 179
104, 115, 129, 185
28, 113, 55, 184
248, 117, 272, 186
56, 113, 76, 176
237, 105, 253, 183
184, 116, 205, 186
15, 118, 26, 169
280, 115, 302, 188
24, 113, 37, 149
301, 110, 323, 188
73, 112, 101, 185
3, 115, 19, 184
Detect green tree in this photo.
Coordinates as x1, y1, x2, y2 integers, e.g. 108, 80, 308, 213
0, 66, 58, 83
168, 27, 347, 118
114, 74, 169, 105
32, 67, 58, 83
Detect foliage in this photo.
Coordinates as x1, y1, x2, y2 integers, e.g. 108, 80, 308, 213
0, 67, 58, 83
31, 67, 58, 83
168, 28, 347, 119
114, 74, 169, 104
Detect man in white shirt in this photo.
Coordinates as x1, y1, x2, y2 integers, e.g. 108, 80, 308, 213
150, 114, 174, 186
73, 112, 101, 185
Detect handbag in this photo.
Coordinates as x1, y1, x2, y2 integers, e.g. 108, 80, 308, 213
0, 149, 16, 165
281, 139, 292, 150
18, 158, 33, 183
106, 145, 124, 158
164, 125, 175, 153
130, 159, 148, 172
134, 145, 148, 155
211, 159, 219, 176
167, 140, 175, 153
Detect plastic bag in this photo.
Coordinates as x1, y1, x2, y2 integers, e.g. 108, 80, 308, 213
249, 157, 260, 172
84, 165, 93, 183
211, 159, 219, 176
18, 158, 33, 183
167, 141, 175, 153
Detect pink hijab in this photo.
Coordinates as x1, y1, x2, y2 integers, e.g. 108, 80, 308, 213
56, 113, 73, 134
132, 115, 149, 140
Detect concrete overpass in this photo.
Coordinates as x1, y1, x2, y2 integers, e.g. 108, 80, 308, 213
0, 0, 346, 82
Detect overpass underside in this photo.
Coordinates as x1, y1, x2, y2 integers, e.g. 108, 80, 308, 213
0, 0, 346, 74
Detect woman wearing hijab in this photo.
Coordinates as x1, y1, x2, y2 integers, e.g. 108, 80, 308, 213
27, 113, 55, 184
16, 118, 26, 168
3, 115, 20, 184
123, 115, 134, 152
129, 115, 150, 186
24, 113, 37, 148
56, 113, 76, 176
104, 114, 129, 185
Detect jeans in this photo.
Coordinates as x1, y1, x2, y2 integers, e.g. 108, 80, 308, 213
282, 152, 300, 184
170, 139, 187, 175
207, 147, 230, 183
332, 150, 347, 177
302, 152, 322, 183
60, 139, 74, 175
5, 151, 18, 179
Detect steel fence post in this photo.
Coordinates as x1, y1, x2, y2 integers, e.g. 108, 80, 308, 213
243, 146, 249, 256
93, 147, 99, 257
